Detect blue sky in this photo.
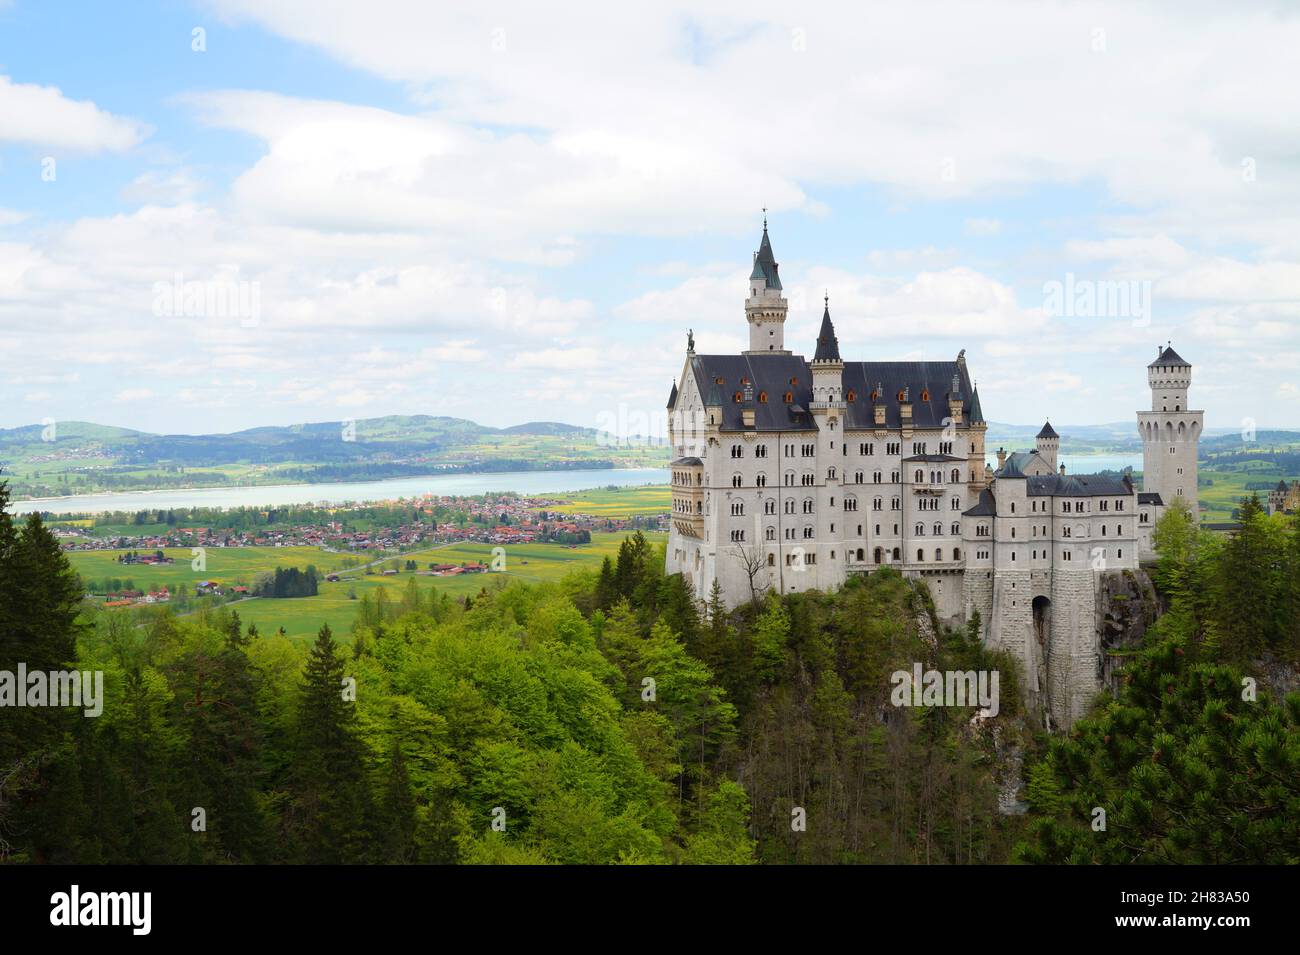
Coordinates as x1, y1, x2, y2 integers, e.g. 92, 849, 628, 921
2, 0, 1299, 437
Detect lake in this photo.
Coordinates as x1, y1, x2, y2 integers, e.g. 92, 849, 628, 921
13, 468, 671, 516
13, 452, 1144, 517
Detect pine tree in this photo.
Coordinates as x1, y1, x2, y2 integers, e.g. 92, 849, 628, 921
594, 556, 617, 611
289, 624, 372, 863
376, 737, 416, 863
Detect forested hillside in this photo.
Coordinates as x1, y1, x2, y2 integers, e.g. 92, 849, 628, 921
1019, 498, 1300, 863
2, 483, 1296, 864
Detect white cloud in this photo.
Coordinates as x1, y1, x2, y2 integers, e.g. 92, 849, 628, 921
0, 74, 145, 151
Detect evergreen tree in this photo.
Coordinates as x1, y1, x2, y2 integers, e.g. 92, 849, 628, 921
289, 624, 372, 863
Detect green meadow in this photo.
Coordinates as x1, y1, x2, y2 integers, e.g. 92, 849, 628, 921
547, 484, 669, 517
70, 532, 663, 641
1199, 464, 1298, 523
67, 545, 356, 591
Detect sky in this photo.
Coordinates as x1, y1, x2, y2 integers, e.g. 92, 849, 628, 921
1, 0, 1299, 437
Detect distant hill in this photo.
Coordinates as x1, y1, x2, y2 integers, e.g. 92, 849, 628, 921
0, 415, 665, 500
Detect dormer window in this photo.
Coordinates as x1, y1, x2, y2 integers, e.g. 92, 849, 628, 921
783, 391, 793, 403
846, 389, 856, 401
758, 391, 768, 403
920, 388, 929, 402
733, 391, 743, 403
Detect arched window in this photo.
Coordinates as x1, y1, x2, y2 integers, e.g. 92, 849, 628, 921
783, 391, 793, 403
953, 547, 961, 560
758, 391, 767, 403
916, 549, 925, 561
846, 389, 856, 401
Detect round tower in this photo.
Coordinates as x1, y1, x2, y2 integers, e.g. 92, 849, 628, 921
1137, 344, 1202, 520
744, 217, 790, 354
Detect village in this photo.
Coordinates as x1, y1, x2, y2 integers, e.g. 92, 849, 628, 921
53, 491, 667, 609
54, 492, 665, 554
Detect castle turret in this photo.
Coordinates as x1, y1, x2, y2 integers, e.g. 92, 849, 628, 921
1137, 344, 1202, 519
810, 295, 844, 405
1035, 421, 1059, 471
744, 218, 789, 354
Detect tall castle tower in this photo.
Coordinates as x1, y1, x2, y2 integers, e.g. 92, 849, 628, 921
1137, 344, 1202, 519
1035, 421, 1059, 472
744, 220, 789, 354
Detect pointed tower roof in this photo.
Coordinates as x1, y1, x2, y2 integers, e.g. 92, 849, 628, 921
968, 385, 985, 424
1037, 420, 1059, 439
666, 381, 678, 409
1149, 344, 1188, 367
812, 297, 841, 362
749, 223, 782, 290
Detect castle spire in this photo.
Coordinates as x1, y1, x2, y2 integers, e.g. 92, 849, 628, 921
749, 221, 782, 290
813, 296, 841, 362
744, 217, 789, 354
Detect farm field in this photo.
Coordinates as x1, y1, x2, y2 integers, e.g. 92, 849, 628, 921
67, 545, 357, 592
547, 484, 669, 517
70, 532, 664, 641
1199, 464, 1298, 522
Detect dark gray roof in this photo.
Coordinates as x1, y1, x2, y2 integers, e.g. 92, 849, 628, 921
1149, 345, 1188, 367
1138, 492, 1163, 505
904, 454, 965, 463
1025, 473, 1135, 497
689, 354, 980, 433
749, 226, 782, 290
812, 304, 840, 362
705, 377, 724, 407
997, 451, 1046, 478
666, 381, 678, 409
1037, 421, 1058, 439
670, 456, 702, 466
963, 488, 996, 517
968, 385, 984, 424
1276, 480, 1289, 492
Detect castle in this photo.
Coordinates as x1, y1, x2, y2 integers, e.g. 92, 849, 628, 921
1268, 479, 1300, 516
665, 223, 1203, 728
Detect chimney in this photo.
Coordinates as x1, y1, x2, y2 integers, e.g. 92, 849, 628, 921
874, 403, 886, 426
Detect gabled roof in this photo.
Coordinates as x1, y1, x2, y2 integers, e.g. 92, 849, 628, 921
963, 488, 996, 517
666, 381, 678, 409
1037, 421, 1059, 439
688, 354, 981, 433
997, 450, 1052, 478
705, 377, 724, 407
812, 304, 841, 362
1138, 492, 1164, 505
1025, 473, 1134, 497
1149, 345, 1188, 367
749, 226, 782, 290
